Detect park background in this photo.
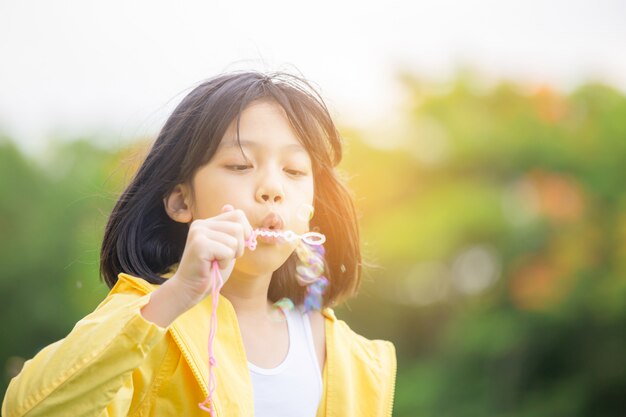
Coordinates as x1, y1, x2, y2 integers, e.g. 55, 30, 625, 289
1, 1, 625, 415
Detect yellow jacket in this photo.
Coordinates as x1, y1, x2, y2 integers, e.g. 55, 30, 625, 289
3, 273, 396, 417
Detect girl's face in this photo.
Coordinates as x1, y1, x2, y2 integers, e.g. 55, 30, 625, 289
176, 99, 315, 275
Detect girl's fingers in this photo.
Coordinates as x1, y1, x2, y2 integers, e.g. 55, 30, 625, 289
194, 229, 242, 259
206, 208, 254, 240
192, 204, 252, 240
195, 233, 237, 270
191, 221, 246, 257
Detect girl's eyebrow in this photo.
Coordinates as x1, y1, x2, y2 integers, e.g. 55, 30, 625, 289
220, 139, 308, 155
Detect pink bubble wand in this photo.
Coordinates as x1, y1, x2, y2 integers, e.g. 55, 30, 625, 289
198, 228, 326, 414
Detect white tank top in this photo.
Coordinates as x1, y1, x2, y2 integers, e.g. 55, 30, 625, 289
248, 305, 323, 417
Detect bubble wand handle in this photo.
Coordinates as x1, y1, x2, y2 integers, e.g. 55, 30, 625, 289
198, 260, 224, 414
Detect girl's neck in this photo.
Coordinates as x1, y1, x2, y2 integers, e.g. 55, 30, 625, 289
220, 270, 275, 321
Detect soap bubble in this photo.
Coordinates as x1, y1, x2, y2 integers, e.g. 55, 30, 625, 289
296, 203, 314, 222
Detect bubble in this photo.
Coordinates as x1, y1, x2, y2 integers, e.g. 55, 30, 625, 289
269, 298, 294, 322
297, 203, 314, 222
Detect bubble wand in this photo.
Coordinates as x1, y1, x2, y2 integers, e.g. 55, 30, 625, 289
198, 224, 326, 414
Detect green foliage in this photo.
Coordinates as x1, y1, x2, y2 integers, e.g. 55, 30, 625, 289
335, 74, 626, 416
0, 138, 123, 397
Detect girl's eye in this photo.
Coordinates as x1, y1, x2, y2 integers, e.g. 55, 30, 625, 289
226, 164, 252, 171
285, 169, 307, 177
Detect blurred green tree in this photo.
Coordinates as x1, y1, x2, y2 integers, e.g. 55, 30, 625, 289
336, 74, 626, 416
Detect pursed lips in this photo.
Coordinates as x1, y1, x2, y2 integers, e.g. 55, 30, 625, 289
257, 212, 285, 231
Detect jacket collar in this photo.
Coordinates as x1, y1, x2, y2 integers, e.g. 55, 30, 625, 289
114, 270, 337, 416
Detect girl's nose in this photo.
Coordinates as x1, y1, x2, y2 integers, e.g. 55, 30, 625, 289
256, 188, 284, 203
256, 176, 285, 204
255, 164, 286, 204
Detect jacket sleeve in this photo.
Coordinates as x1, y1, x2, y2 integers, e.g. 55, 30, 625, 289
2, 290, 168, 417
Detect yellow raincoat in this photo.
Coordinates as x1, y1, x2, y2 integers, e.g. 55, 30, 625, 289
3, 272, 396, 416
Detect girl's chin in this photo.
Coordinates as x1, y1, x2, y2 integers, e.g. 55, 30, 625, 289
234, 250, 291, 275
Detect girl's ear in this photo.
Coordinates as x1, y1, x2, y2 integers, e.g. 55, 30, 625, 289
163, 184, 194, 224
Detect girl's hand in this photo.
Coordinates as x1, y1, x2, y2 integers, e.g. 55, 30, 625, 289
169, 204, 253, 310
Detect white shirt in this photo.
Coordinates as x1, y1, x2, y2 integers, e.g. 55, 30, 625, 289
248, 305, 323, 417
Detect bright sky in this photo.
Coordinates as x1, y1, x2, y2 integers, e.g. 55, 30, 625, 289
1, 0, 625, 155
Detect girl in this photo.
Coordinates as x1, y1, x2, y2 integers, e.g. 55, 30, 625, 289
2, 71, 396, 416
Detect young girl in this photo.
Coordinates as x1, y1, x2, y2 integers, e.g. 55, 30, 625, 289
2, 71, 396, 417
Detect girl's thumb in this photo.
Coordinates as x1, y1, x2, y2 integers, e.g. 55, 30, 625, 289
222, 204, 234, 213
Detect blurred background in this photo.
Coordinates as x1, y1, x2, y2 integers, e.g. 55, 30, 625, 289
1, 1, 625, 415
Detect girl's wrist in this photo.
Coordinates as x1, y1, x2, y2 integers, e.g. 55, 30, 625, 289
141, 278, 195, 328
164, 275, 203, 312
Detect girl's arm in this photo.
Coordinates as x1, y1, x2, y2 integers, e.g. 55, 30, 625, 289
2, 290, 169, 417
3, 205, 250, 416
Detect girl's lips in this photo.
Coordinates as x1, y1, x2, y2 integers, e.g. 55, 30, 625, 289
258, 212, 285, 230
253, 213, 286, 245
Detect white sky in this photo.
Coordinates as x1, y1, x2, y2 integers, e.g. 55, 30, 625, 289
1, 0, 625, 155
